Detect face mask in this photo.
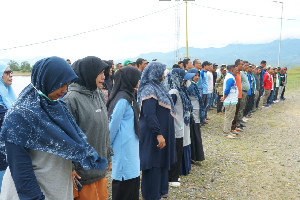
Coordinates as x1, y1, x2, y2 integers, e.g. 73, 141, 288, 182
31, 83, 59, 102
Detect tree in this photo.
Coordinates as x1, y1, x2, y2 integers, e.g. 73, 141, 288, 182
7, 60, 20, 71
20, 61, 32, 72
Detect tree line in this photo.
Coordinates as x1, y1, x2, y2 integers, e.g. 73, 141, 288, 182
7, 60, 33, 72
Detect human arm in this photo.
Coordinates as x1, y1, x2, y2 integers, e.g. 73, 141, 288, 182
6, 142, 45, 200
221, 78, 235, 102
109, 99, 128, 145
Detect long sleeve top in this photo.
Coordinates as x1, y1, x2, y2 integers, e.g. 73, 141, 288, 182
223, 72, 238, 105
109, 99, 140, 181
241, 71, 250, 92
200, 70, 208, 95
139, 98, 176, 170
207, 71, 214, 94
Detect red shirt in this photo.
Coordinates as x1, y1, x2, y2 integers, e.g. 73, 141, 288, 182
263, 71, 273, 89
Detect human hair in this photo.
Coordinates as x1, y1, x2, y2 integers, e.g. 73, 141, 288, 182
193, 59, 199, 66
178, 61, 184, 65
183, 58, 190, 69
136, 58, 145, 67
227, 65, 236, 72
261, 60, 266, 64
202, 61, 211, 68
235, 59, 241, 67
172, 64, 180, 69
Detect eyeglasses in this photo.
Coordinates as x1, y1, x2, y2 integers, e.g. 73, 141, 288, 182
4, 70, 13, 75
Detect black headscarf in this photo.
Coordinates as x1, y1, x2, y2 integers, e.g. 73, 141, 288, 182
103, 60, 114, 96
72, 56, 108, 91
107, 67, 141, 138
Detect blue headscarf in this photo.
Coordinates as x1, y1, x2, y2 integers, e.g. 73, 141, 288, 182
137, 62, 175, 117
0, 57, 108, 170
164, 68, 191, 125
0, 63, 16, 109
185, 72, 205, 123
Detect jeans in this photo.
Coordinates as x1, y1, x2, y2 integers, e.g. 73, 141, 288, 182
207, 93, 213, 109
268, 90, 275, 105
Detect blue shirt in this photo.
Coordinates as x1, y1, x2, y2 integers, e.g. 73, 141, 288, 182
200, 70, 208, 95
109, 99, 140, 181
196, 73, 203, 96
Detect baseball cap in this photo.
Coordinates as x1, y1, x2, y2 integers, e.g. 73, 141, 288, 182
123, 59, 134, 66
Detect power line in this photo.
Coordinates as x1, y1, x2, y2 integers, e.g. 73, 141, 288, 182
190, 2, 297, 21
0, 3, 184, 52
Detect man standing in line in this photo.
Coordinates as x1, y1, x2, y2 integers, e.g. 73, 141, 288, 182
183, 58, 194, 72
262, 67, 274, 108
253, 66, 261, 110
136, 58, 147, 74
221, 65, 239, 139
207, 64, 214, 110
236, 61, 250, 126
193, 59, 203, 96
215, 65, 227, 114
280, 67, 287, 100
259, 60, 267, 97
200, 61, 211, 121
231, 59, 244, 131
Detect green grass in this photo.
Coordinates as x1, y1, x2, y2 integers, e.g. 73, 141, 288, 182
286, 66, 300, 93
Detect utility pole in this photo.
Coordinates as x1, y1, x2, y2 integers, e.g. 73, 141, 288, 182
273, 1, 283, 68
185, 0, 189, 58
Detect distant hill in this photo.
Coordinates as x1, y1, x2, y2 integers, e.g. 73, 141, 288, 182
1, 39, 299, 69
117, 38, 300, 69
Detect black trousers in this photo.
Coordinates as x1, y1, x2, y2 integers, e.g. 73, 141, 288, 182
281, 86, 286, 99
244, 94, 255, 116
217, 95, 223, 113
168, 138, 183, 182
231, 98, 241, 130
112, 176, 140, 200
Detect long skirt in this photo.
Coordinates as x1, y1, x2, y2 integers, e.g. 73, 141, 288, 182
190, 119, 205, 162
168, 138, 183, 182
112, 176, 140, 200
73, 177, 108, 200
142, 167, 168, 200
180, 145, 191, 176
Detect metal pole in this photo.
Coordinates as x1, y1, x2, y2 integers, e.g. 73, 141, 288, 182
278, 2, 283, 68
185, 0, 189, 58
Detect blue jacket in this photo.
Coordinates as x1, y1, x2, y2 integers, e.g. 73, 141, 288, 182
200, 70, 208, 95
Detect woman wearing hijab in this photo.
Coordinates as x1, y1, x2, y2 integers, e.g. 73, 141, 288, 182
63, 56, 113, 200
107, 67, 141, 200
185, 70, 205, 164
0, 57, 107, 200
164, 68, 192, 187
0, 63, 16, 192
102, 60, 114, 102
137, 62, 176, 200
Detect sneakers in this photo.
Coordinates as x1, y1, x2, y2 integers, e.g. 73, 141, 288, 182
178, 178, 181, 182
242, 117, 248, 122
169, 182, 180, 187
235, 127, 243, 132
227, 133, 236, 139
231, 130, 239, 135
263, 105, 270, 108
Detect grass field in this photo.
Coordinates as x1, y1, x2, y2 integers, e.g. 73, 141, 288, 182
286, 66, 300, 93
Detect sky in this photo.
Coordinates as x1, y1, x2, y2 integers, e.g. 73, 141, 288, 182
0, 0, 300, 63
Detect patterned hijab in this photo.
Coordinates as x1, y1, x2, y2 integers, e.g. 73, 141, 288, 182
137, 62, 175, 117
0, 57, 108, 170
164, 68, 191, 125
185, 71, 205, 122
0, 63, 16, 109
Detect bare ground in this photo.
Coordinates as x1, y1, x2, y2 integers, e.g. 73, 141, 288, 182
107, 91, 300, 200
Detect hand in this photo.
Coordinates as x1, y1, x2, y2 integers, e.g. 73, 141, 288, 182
157, 135, 166, 149
220, 97, 225, 102
107, 161, 112, 172
72, 170, 81, 189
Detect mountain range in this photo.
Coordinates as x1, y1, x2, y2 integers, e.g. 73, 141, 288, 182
1, 38, 300, 69
118, 38, 300, 69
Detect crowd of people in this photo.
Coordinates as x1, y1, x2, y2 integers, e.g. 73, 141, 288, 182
0, 56, 287, 200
